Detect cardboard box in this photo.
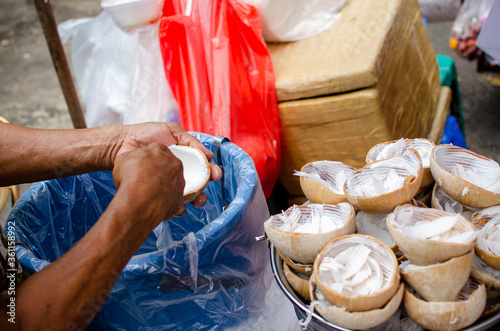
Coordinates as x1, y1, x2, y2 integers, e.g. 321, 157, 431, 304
268, 0, 441, 197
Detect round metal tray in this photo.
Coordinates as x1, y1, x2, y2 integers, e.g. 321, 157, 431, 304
270, 244, 500, 331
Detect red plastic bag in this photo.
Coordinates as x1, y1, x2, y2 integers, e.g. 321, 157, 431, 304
159, 0, 281, 199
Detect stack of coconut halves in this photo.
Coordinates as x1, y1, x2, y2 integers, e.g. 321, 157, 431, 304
265, 138, 500, 330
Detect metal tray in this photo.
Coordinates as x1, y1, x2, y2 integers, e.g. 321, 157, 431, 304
270, 244, 500, 331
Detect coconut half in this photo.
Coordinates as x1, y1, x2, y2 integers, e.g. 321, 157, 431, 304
264, 203, 356, 264
471, 253, 500, 291
430, 144, 500, 208
168, 145, 210, 203
387, 205, 477, 265
475, 215, 500, 269
294, 161, 356, 204
344, 149, 423, 213
432, 184, 477, 221
309, 274, 404, 330
278, 249, 313, 276
403, 277, 487, 331
313, 234, 400, 312
471, 205, 500, 230
400, 250, 474, 302
366, 138, 435, 191
355, 211, 396, 251
284, 261, 311, 301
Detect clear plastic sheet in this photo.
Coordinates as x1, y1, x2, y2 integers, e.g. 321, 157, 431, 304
58, 10, 180, 128
11, 133, 297, 330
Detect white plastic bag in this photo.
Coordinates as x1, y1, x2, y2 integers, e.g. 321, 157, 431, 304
58, 10, 179, 128
242, 0, 347, 42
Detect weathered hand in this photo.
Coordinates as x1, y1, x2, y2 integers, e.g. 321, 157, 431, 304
113, 143, 186, 223
114, 122, 222, 208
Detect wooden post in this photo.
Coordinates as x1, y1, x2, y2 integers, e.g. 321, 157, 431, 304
33, 0, 87, 129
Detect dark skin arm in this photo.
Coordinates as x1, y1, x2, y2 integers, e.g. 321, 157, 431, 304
0, 122, 222, 330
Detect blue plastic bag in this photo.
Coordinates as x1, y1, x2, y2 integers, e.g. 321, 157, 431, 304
11, 133, 276, 330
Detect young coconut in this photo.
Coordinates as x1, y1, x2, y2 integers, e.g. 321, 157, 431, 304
168, 145, 210, 203
283, 262, 311, 301
344, 149, 423, 213
471, 253, 500, 291
471, 205, 500, 230
366, 138, 436, 191
355, 211, 397, 252
294, 161, 356, 204
430, 144, 500, 208
278, 249, 313, 276
475, 214, 500, 270
403, 277, 487, 331
308, 274, 404, 330
313, 234, 400, 312
399, 250, 474, 302
432, 184, 477, 221
386, 205, 477, 265
264, 203, 356, 264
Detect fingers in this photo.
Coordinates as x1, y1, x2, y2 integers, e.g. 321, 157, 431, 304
209, 162, 222, 182
173, 204, 187, 217
191, 193, 208, 208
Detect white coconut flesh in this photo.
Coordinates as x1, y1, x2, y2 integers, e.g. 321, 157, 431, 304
433, 185, 475, 220
434, 145, 500, 194
345, 149, 421, 198
368, 138, 434, 168
168, 145, 209, 196
476, 215, 500, 256
294, 161, 355, 195
318, 236, 396, 296
267, 203, 352, 234
388, 206, 477, 244
356, 211, 395, 248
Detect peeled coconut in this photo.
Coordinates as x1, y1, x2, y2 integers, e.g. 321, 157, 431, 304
344, 148, 423, 213
308, 274, 404, 330
168, 145, 210, 203
295, 161, 356, 204
283, 262, 311, 301
430, 144, 500, 208
471, 205, 500, 230
355, 211, 397, 252
387, 204, 477, 265
313, 234, 400, 312
264, 203, 356, 264
471, 253, 500, 291
475, 214, 500, 269
400, 250, 474, 302
366, 138, 435, 191
278, 249, 313, 276
404, 277, 487, 331
432, 184, 477, 221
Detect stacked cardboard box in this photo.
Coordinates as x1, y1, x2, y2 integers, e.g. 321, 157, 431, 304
268, 0, 446, 200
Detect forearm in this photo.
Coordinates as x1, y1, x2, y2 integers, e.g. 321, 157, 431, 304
16, 183, 163, 330
0, 123, 124, 186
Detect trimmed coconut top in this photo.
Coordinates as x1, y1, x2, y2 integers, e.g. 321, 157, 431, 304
345, 149, 421, 198
168, 145, 209, 195
408, 277, 480, 302
267, 203, 353, 234
294, 161, 356, 194
387, 205, 477, 244
367, 138, 434, 168
476, 215, 500, 256
473, 253, 500, 279
433, 144, 500, 194
432, 185, 475, 220
356, 212, 394, 248
318, 235, 396, 296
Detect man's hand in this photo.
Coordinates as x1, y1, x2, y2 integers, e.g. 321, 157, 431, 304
112, 122, 222, 208
113, 143, 186, 223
